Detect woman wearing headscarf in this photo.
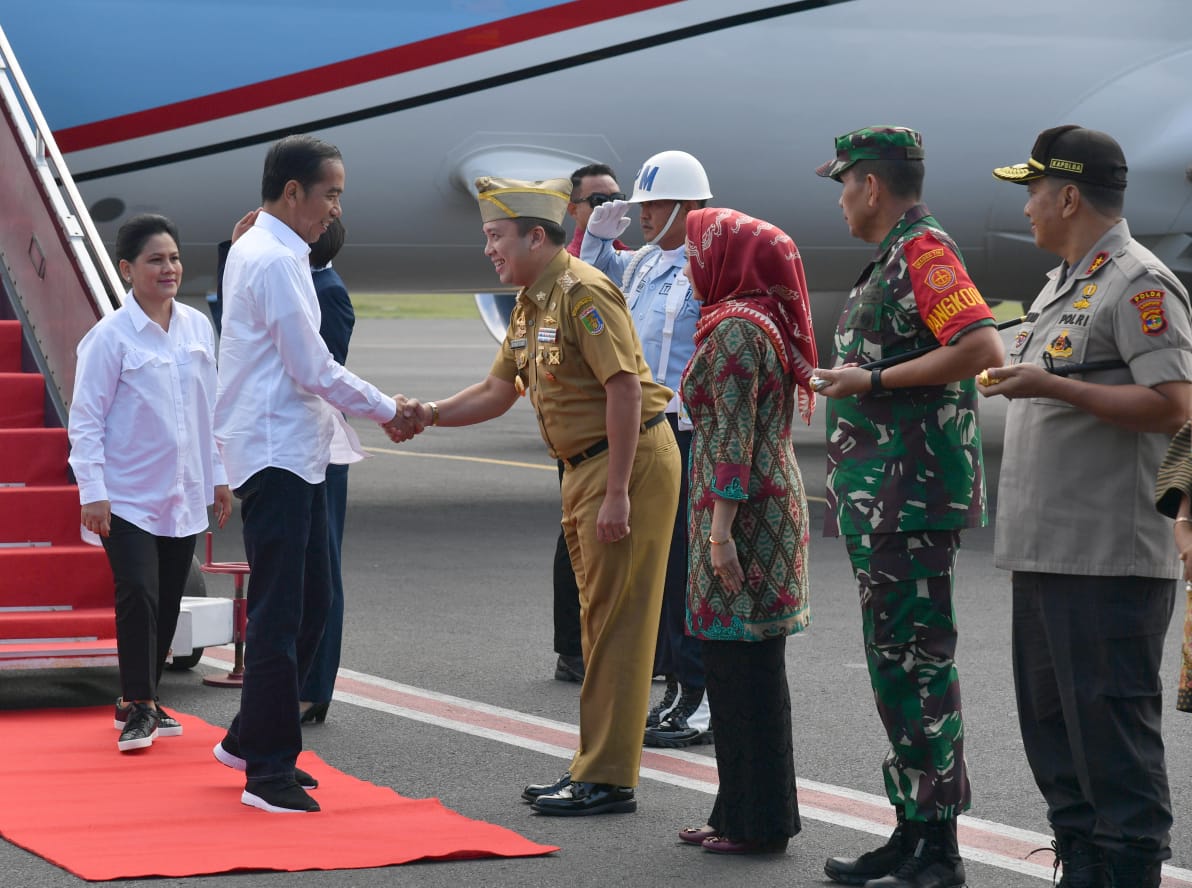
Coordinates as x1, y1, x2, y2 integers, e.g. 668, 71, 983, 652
676, 207, 817, 853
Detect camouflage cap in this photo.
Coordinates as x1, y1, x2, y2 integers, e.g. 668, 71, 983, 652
992, 125, 1127, 190
475, 176, 571, 225
816, 126, 925, 181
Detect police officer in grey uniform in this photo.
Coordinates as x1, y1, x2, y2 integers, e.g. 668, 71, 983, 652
981, 125, 1192, 888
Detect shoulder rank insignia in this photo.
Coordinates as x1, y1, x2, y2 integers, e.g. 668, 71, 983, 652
558, 270, 579, 294
1045, 330, 1073, 359
1083, 251, 1109, 276
1130, 289, 1168, 336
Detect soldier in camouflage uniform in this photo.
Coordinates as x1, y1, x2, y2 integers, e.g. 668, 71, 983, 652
811, 127, 1005, 888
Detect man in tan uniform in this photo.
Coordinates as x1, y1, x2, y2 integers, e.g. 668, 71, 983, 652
391, 176, 680, 816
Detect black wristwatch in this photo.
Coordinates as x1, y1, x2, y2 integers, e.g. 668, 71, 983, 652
870, 368, 884, 393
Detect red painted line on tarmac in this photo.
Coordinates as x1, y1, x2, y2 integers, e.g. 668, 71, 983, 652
199, 647, 1192, 886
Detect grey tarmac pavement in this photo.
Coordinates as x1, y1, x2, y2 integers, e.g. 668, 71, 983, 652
2, 318, 1188, 888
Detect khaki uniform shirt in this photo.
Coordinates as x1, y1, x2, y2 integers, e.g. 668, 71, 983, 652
995, 220, 1192, 578
489, 249, 672, 461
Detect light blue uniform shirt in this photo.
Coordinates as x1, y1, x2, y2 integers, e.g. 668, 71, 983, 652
581, 233, 698, 406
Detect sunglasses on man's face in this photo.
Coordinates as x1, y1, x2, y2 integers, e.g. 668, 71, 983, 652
572, 191, 626, 208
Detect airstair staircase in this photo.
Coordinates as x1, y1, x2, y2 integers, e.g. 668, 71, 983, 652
0, 24, 230, 671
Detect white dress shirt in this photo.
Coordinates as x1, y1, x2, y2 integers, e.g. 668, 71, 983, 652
68, 294, 227, 537
214, 211, 395, 489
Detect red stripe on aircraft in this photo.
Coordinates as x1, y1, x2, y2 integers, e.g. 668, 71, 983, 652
54, 0, 680, 153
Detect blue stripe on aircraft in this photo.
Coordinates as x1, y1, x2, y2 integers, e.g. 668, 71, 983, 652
3, 1, 564, 129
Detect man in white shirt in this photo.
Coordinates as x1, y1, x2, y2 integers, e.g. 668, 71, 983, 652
211, 134, 405, 814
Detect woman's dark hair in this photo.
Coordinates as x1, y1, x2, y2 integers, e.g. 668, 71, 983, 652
115, 214, 180, 264
261, 134, 342, 202
309, 218, 346, 268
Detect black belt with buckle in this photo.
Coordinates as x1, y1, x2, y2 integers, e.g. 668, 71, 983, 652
563, 412, 666, 469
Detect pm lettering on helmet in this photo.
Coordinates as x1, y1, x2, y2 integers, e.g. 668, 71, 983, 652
637, 165, 660, 193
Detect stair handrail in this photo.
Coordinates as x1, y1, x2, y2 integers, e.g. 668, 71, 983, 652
0, 25, 123, 310
0, 24, 126, 422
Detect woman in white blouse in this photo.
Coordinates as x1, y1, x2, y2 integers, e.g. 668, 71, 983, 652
68, 214, 232, 753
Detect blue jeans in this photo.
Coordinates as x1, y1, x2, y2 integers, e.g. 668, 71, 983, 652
226, 467, 331, 782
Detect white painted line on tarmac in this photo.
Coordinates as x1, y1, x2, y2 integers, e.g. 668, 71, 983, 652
360, 445, 831, 504
198, 648, 1192, 886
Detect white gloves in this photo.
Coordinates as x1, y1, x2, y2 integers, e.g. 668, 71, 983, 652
585, 199, 632, 240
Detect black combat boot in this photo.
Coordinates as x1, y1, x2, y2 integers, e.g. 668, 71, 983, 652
1105, 850, 1162, 888
865, 819, 966, 888
1050, 832, 1107, 887
824, 806, 909, 885
643, 685, 711, 748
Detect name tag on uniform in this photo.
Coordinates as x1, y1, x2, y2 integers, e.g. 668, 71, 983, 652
509, 337, 528, 349
537, 328, 558, 343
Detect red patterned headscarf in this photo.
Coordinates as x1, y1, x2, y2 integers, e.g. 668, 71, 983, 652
684, 208, 818, 423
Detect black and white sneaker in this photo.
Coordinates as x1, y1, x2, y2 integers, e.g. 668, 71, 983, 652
117, 702, 159, 752
213, 734, 318, 789
114, 698, 182, 737
241, 778, 320, 813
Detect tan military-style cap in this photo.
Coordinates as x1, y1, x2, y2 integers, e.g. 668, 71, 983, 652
475, 176, 571, 225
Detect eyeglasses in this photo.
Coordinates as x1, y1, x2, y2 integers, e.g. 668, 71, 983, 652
571, 191, 625, 208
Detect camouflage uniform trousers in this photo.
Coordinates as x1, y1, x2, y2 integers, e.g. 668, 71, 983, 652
844, 529, 972, 821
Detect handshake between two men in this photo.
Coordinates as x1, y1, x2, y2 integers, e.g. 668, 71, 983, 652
380, 394, 433, 444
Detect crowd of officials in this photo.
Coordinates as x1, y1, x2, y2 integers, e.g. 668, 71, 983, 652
66, 124, 1191, 888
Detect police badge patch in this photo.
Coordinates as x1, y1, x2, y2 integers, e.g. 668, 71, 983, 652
1130, 289, 1168, 335
1045, 330, 1073, 359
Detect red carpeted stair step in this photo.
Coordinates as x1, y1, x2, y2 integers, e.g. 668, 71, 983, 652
0, 607, 115, 642
0, 545, 113, 609
0, 320, 21, 372
0, 486, 91, 545
0, 638, 118, 664
0, 372, 45, 428
0, 429, 69, 485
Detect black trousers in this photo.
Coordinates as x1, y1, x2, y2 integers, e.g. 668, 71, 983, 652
299, 462, 348, 703
102, 514, 197, 702
228, 467, 331, 782
652, 416, 703, 687
1012, 572, 1175, 861
553, 460, 582, 657
703, 636, 800, 844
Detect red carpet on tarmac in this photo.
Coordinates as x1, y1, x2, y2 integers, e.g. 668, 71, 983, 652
0, 706, 557, 880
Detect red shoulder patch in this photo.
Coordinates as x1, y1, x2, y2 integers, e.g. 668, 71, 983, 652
1130, 289, 1168, 336
1084, 251, 1109, 275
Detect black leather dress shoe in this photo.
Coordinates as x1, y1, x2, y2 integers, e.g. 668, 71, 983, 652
521, 771, 572, 802
531, 782, 636, 816
553, 654, 585, 683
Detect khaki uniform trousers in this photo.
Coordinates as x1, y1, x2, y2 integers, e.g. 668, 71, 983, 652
561, 420, 680, 787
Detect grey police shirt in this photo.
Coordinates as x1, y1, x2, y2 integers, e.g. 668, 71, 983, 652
995, 220, 1192, 578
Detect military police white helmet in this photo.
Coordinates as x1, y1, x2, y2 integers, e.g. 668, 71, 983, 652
627, 150, 712, 203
